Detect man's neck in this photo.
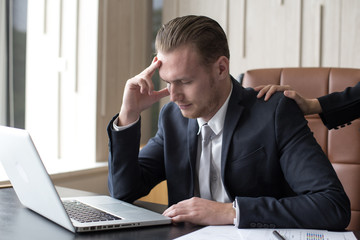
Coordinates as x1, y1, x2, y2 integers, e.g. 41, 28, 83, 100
198, 81, 233, 127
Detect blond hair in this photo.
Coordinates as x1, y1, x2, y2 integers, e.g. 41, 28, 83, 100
155, 15, 230, 66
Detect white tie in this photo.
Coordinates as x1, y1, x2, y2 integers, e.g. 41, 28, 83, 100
198, 124, 214, 200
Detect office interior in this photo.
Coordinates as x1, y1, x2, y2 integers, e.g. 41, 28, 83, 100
1, 0, 359, 231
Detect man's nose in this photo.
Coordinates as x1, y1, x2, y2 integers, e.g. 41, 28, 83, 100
169, 84, 183, 102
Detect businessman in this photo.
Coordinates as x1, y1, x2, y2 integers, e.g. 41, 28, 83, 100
107, 15, 350, 229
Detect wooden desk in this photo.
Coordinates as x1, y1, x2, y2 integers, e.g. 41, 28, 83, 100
0, 186, 201, 240
0, 187, 358, 239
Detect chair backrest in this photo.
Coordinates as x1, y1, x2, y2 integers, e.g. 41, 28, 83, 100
241, 67, 360, 230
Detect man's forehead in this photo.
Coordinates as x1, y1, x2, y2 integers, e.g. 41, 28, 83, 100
157, 46, 202, 81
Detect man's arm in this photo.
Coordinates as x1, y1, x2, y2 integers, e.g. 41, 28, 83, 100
107, 115, 143, 201
236, 96, 350, 230
107, 114, 167, 203
108, 57, 169, 202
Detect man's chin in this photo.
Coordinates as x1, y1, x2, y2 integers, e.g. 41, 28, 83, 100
179, 110, 198, 119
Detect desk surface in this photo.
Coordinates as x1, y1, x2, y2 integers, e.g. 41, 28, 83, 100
0, 187, 358, 240
0, 186, 201, 240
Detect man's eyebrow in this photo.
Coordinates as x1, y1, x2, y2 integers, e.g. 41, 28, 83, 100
160, 78, 170, 84
161, 78, 188, 84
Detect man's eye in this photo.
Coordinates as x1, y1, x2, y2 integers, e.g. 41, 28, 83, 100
181, 81, 191, 84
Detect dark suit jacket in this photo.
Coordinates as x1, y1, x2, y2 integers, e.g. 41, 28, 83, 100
107, 78, 350, 230
319, 82, 360, 129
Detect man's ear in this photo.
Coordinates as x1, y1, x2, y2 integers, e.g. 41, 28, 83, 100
215, 56, 229, 80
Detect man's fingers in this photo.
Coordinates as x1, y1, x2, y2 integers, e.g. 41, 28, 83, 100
142, 58, 161, 77
137, 78, 153, 94
162, 205, 172, 216
163, 203, 194, 224
154, 87, 170, 100
163, 199, 190, 218
138, 59, 161, 94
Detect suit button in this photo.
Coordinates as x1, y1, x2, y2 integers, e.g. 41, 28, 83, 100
250, 223, 256, 228
269, 224, 276, 228
257, 223, 263, 228
263, 224, 269, 228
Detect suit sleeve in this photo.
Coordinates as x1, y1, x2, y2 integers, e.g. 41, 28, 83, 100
318, 82, 360, 129
107, 114, 166, 203
236, 96, 351, 230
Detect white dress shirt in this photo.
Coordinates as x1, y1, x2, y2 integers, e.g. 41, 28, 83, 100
195, 85, 232, 203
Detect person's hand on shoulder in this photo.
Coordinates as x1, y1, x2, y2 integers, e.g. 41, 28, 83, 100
254, 84, 322, 115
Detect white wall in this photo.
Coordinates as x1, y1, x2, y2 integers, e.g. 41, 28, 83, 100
163, 0, 360, 80
95, 0, 153, 162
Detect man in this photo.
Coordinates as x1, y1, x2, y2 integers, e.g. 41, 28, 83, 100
255, 82, 360, 129
107, 15, 350, 229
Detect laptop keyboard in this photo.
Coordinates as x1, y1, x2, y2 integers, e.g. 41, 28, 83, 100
63, 200, 122, 223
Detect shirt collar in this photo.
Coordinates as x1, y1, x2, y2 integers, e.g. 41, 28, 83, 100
197, 83, 233, 135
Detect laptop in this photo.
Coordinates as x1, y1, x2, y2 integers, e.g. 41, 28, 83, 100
0, 126, 171, 233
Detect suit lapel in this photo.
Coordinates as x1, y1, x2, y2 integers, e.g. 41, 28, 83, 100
221, 79, 245, 196
184, 78, 246, 199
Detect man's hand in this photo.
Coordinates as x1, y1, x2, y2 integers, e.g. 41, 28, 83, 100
118, 57, 170, 126
162, 197, 235, 226
254, 85, 322, 115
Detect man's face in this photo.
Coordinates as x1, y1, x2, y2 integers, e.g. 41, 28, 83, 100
157, 45, 224, 122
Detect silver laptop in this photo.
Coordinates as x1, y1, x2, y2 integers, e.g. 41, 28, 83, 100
0, 126, 171, 233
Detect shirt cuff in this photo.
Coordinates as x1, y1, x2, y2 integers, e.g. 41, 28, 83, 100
233, 200, 240, 227
112, 117, 139, 131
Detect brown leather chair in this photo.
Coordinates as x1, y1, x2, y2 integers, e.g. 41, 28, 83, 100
241, 67, 360, 230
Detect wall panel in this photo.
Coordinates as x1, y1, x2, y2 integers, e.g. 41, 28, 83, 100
96, 0, 153, 162
340, 0, 360, 68
162, 0, 360, 77
301, 0, 341, 67
235, 0, 301, 76
178, 0, 228, 32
